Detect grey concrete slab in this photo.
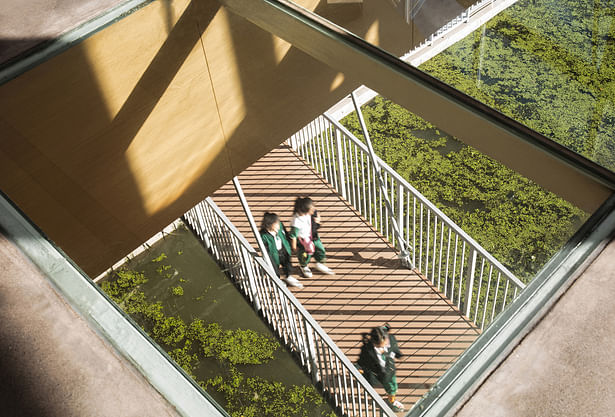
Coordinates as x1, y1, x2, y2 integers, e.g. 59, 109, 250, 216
0, 231, 181, 417
455, 237, 615, 417
0, 0, 126, 64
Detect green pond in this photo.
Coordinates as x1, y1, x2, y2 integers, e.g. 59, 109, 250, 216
99, 225, 335, 417
421, 0, 615, 171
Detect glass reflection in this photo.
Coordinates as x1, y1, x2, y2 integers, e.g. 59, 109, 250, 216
291, 0, 615, 172
417, 0, 615, 172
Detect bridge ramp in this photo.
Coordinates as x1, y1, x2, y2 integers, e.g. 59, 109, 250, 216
212, 145, 480, 407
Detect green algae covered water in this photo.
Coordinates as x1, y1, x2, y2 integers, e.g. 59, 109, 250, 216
420, 0, 615, 171
100, 225, 335, 417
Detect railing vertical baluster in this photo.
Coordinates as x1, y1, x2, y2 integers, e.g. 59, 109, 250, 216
349, 367, 358, 416
405, 190, 411, 250
419, 202, 424, 272
308, 120, 320, 175
389, 174, 395, 245
307, 121, 318, 169
345, 137, 354, 206
361, 152, 368, 216
241, 246, 259, 308
305, 320, 320, 382
314, 116, 331, 184
502, 277, 510, 309
425, 210, 431, 280
444, 228, 452, 296
374, 165, 380, 230
324, 121, 336, 188
457, 241, 467, 308
437, 221, 445, 290
413, 197, 417, 267
480, 265, 494, 330
473, 259, 487, 321
432, 215, 438, 283
357, 383, 364, 417
335, 129, 347, 200
330, 127, 339, 192
319, 338, 331, 392
342, 363, 350, 415
335, 357, 344, 411
377, 165, 383, 233
345, 138, 355, 207
328, 348, 338, 407
317, 118, 327, 179
464, 249, 478, 317
354, 144, 361, 213
349, 141, 358, 208
262, 270, 279, 328
397, 183, 404, 252
317, 121, 327, 178
384, 171, 390, 241
313, 333, 326, 387
366, 153, 373, 224
311, 120, 323, 176
491, 266, 501, 322
451, 235, 459, 301
299, 121, 310, 164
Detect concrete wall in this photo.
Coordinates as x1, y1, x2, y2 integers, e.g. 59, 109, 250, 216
0, 0, 415, 276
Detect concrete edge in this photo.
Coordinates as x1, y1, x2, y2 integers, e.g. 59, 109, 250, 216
0, 193, 229, 417
0, 0, 154, 85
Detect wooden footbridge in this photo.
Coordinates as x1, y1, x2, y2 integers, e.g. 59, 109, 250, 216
211, 145, 481, 407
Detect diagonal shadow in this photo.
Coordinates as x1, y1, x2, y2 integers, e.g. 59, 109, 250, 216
109, 0, 220, 152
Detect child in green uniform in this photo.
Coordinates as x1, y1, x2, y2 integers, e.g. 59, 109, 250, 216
357, 325, 404, 412
260, 212, 303, 288
288, 197, 334, 278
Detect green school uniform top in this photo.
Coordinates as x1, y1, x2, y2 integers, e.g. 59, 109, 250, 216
260, 222, 292, 267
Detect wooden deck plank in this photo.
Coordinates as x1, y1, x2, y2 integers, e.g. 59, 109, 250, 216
211, 145, 479, 410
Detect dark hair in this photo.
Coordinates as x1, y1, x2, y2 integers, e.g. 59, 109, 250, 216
370, 326, 389, 345
362, 324, 390, 345
293, 197, 313, 215
260, 212, 279, 233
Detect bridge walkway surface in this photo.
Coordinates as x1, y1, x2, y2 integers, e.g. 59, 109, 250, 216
211, 144, 480, 408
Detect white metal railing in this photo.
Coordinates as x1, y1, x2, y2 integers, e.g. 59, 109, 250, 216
183, 198, 395, 417
287, 115, 526, 330
407, 0, 506, 50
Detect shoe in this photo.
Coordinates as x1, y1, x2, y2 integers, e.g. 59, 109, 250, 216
315, 262, 334, 275
388, 400, 405, 412
284, 276, 304, 289
300, 266, 313, 278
